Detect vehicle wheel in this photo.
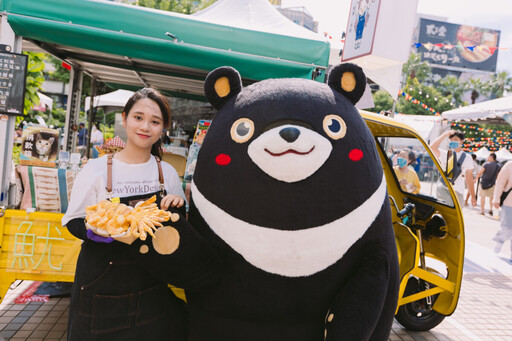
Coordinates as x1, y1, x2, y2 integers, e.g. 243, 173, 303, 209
395, 277, 446, 331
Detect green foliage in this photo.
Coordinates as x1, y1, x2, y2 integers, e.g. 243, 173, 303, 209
402, 53, 431, 83
398, 78, 453, 116
489, 72, 512, 98
23, 52, 47, 118
436, 75, 467, 107
368, 90, 394, 113
12, 145, 21, 165
46, 55, 70, 83
101, 124, 115, 140
135, 0, 217, 14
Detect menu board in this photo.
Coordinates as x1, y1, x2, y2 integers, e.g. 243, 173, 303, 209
0, 52, 28, 116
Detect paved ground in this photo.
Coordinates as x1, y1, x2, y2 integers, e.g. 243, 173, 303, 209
1, 204, 511, 340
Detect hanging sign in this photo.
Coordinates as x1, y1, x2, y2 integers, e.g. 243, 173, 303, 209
0, 52, 28, 116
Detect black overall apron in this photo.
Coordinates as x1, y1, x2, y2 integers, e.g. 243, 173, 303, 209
68, 155, 188, 341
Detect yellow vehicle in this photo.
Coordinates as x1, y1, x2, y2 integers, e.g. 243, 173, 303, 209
0, 111, 464, 331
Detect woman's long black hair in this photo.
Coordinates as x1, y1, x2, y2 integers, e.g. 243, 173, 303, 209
123, 88, 171, 159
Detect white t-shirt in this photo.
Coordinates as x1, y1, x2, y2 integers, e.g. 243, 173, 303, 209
91, 128, 104, 144
62, 155, 185, 225
438, 149, 474, 195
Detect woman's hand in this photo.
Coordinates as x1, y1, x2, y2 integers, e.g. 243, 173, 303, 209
161, 194, 185, 210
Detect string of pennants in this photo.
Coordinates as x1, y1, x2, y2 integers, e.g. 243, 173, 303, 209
451, 123, 512, 152
413, 43, 507, 55
398, 91, 441, 115
320, 35, 508, 55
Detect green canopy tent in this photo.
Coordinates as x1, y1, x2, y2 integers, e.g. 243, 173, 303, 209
0, 0, 330, 199
1, 0, 330, 100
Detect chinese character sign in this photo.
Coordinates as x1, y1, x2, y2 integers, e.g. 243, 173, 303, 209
3, 212, 80, 277
418, 18, 500, 72
342, 0, 381, 61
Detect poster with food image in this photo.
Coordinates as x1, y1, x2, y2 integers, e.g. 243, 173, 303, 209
19, 126, 59, 167
418, 18, 500, 72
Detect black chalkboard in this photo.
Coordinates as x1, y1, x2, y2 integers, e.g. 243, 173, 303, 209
0, 52, 28, 116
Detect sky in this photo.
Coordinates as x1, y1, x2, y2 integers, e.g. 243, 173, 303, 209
280, 0, 512, 73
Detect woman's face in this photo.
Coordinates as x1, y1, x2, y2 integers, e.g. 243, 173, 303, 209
123, 98, 164, 150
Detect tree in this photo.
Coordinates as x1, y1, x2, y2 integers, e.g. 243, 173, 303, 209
369, 90, 394, 113
398, 78, 452, 116
23, 52, 46, 117
436, 75, 466, 107
134, 0, 217, 14
464, 77, 490, 104
488, 71, 512, 98
402, 53, 431, 83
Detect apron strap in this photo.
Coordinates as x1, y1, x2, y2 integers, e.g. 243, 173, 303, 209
106, 154, 113, 196
155, 156, 165, 193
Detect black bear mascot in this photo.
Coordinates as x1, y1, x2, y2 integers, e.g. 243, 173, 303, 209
129, 63, 399, 341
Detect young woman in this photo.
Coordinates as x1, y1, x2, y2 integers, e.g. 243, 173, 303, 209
62, 88, 188, 340
393, 149, 421, 194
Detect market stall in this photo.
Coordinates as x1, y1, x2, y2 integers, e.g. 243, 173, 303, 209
0, 0, 331, 303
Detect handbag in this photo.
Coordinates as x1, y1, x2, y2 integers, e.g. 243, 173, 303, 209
500, 188, 512, 207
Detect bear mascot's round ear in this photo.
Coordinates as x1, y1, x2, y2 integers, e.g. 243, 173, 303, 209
327, 63, 367, 105
204, 66, 243, 110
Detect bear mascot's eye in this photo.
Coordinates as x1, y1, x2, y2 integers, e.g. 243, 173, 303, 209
323, 115, 347, 140
231, 118, 255, 143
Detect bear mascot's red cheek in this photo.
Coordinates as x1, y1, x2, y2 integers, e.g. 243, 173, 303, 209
216, 154, 231, 165
349, 148, 363, 161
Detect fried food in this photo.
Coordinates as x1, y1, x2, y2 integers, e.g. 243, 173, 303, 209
85, 196, 171, 240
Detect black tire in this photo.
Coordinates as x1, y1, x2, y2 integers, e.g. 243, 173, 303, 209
395, 277, 446, 331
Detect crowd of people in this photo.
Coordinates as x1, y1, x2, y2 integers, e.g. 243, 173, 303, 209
392, 129, 512, 263
429, 130, 512, 263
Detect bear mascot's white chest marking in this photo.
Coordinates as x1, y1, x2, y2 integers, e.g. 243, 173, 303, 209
192, 173, 386, 277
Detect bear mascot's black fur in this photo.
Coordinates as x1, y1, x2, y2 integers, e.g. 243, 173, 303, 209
129, 63, 399, 341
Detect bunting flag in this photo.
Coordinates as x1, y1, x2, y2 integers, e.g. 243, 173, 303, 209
413, 43, 506, 55
450, 123, 512, 152
398, 91, 440, 115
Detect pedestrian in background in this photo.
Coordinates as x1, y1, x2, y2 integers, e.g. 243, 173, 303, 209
476, 153, 500, 215
430, 129, 476, 207
90, 122, 104, 158
492, 161, 512, 262
465, 154, 480, 206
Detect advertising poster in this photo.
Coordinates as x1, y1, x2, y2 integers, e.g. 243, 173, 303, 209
184, 120, 211, 182
342, 0, 381, 61
19, 126, 60, 167
418, 18, 500, 72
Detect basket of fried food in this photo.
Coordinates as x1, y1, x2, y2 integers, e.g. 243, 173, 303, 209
85, 195, 171, 244
95, 136, 126, 158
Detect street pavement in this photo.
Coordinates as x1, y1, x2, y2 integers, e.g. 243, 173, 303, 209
1, 204, 511, 340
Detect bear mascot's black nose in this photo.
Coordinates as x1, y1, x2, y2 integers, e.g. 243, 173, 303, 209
279, 127, 300, 143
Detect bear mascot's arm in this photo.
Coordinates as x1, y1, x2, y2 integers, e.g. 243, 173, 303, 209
127, 208, 223, 291
324, 247, 395, 341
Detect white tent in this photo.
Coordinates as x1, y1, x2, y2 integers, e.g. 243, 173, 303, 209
442, 95, 512, 124
32, 92, 54, 112
391, 114, 443, 141
495, 148, 512, 163
192, 0, 326, 42
475, 146, 491, 161
84, 89, 135, 113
